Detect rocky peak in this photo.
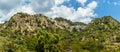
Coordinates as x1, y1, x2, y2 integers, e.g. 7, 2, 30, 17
91, 16, 119, 25
0, 13, 86, 35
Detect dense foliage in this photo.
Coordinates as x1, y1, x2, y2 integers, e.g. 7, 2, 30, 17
0, 13, 120, 52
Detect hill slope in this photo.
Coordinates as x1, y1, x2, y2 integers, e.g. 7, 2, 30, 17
0, 13, 86, 35
0, 13, 120, 52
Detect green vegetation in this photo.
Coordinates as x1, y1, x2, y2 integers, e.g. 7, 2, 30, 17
0, 13, 120, 52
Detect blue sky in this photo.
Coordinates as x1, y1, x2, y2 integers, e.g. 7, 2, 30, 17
62, 0, 120, 21
95, 0, 120, 21
0, 0, 120, 23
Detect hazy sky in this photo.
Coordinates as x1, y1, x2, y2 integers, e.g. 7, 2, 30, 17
0, 0, 120, 23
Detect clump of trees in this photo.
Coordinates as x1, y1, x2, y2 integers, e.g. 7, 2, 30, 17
0, 30, 62, 52
0, 16, 120, 52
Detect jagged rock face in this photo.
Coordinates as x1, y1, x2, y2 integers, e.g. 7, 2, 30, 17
0, 13, 86, 35
4, 13, 42, 31
0, 13, 62, 35
1, 13, 119, 35
54, 17, 86, 31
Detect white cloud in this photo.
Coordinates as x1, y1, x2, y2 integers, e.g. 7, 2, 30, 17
77, 0, 87, 6
44, 1, 97, 23
114, 2, 118, 6
45, 5, 75, 19
0, 0, 22, 23
0, 0, 35, 23
113, 1, 120, 6
0, 0, 98, 24
74, 1, 97, 23
87, 1, 97, 9
55, 0, 70, 5
0, 0, 22, 11
20, 5, 36, 14
29, 0, 55, 13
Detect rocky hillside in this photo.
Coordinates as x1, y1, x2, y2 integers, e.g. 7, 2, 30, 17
0, 13, 120, 52
0, 13, 86, 35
